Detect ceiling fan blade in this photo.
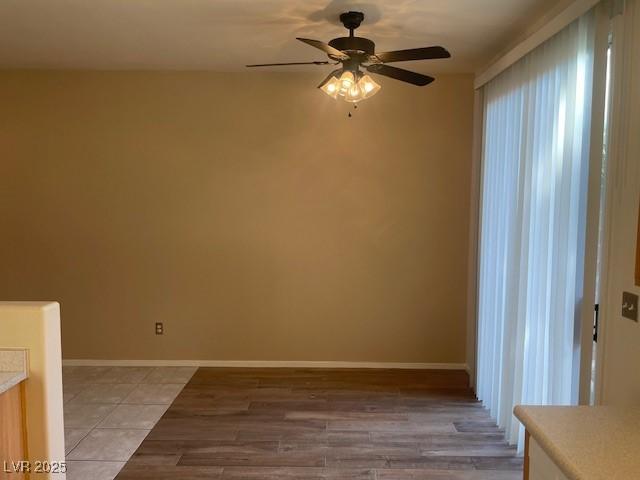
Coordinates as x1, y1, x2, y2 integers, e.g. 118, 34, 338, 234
246, 61, 331, 67
367, 64, 435, 86
296, 38, 350, 60
375, 46, 451, 63
317, 68, 343, 88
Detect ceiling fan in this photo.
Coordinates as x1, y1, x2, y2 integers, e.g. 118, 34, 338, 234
247, 11, 451, 103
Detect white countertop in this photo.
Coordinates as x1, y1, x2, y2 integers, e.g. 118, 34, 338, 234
0, 349, 28, 394
514, 405, 640, 480
0, 371, 27, 394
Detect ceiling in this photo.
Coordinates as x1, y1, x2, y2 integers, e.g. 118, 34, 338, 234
0, 0, 565, 73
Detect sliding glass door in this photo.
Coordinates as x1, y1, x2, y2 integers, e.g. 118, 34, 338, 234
476, 11, 599, 449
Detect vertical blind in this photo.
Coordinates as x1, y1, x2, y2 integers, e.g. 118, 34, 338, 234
477, 11, 596, 448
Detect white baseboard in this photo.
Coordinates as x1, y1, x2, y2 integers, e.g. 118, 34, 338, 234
62, 359, 468, 371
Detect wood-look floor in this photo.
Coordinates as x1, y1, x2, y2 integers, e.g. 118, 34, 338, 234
115, 368, 522, 479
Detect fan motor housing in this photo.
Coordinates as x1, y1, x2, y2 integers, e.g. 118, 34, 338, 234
328, 37, 375, 56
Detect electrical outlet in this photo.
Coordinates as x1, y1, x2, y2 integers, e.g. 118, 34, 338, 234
155, 322, 164, 335
622, 292, 638, 322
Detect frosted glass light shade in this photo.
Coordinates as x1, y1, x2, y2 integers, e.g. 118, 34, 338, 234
320, 71, 381, 103
358, 74, 381, 100
338, 71, 355, 94
320, 76, 341, 98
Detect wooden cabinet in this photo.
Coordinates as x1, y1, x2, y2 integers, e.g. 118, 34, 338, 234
0, 383, 27, 479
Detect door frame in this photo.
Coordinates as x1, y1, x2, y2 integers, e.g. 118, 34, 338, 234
577, 3, 612, 405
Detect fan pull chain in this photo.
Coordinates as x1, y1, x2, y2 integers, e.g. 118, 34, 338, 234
348, 104, 358, 118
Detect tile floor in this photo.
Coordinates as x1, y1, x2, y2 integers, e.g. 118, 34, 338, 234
62, 365, 196, 480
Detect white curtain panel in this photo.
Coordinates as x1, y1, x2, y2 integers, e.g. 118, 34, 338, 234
477, 11, 596, 448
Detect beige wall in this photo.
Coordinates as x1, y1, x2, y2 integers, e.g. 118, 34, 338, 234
599, 131, 640, 404
599, 24, 640, 404
0, 71, 474, 363
596, 0, 640, 404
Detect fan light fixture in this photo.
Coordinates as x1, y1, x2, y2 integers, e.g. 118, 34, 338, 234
246, 11, 451, 107
320, 71, 381, 103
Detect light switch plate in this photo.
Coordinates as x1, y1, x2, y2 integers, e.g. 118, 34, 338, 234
622, 292, 638, 322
